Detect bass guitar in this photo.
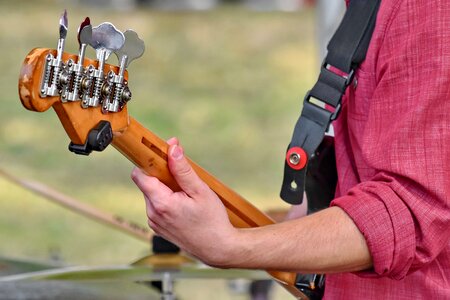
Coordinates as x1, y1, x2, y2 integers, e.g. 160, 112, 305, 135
18, 11, 321, 299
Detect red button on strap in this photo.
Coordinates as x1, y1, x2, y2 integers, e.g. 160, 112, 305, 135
286, 147, 308, 170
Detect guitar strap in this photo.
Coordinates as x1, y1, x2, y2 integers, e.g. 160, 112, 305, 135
280, 0, 381, 205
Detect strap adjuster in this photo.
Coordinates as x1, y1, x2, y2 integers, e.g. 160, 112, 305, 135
286, 147, 308, 170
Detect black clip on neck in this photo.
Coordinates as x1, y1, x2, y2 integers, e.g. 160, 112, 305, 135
68, 120, 113, 156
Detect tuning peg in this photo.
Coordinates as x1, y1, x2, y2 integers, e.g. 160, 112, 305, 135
78, 17, 92, 46
65, 17, 92, 102
101, 30, 144, 113
77, 17, 92, 81
78, 17, 92, 64
87, 22, 124, 105
115, 30, 145, 76
45, 10, 68, 97
57, 9, 68, 61
90, 22, 124, 62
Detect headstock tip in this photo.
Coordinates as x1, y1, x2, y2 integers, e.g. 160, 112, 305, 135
18, 47, 131, 145
18, 48, 59, 112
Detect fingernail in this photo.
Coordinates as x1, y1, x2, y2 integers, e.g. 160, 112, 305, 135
171, 145, 183, 160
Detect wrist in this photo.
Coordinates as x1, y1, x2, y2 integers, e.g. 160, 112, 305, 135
204, 227, 249, 269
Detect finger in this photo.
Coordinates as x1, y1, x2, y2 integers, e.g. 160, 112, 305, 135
147, 218, 163, 236
145, 203, 167, 235
167, 144, 209, 198
144, 194, 158, 220
166, 137, 179, 146
131, 167, 174, 200
147, 220, 177, 246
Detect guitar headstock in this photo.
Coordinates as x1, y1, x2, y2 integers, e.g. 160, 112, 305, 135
18, 11, 145, 155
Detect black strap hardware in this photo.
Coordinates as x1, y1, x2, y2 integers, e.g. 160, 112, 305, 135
280, 0, 381, 205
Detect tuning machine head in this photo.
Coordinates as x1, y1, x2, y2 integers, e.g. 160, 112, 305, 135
78, 17, 92, 48
90, 22, 125, 61
38, 12, 146, 113
115, 30, 145, 70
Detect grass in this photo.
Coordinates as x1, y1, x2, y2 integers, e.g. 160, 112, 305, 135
0, 1, 317, 298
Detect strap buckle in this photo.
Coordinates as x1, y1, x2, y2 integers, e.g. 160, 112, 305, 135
329, 67, 354, 121
322, 62, 355, 84
308, 64, 355, 121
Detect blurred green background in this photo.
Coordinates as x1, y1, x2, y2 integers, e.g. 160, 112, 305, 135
0, 0, 319, 298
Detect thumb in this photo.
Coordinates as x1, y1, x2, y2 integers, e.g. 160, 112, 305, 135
168, 145, 208, 198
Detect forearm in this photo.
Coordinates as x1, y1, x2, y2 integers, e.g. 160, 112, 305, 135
221, 206, 372, 274
132, 143, 372, 274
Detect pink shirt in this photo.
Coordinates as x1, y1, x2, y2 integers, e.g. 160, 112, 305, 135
325, 0, 450, 299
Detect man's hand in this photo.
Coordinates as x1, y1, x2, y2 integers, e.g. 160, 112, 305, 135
132, 138, 372, 273
131, 138, 238, 267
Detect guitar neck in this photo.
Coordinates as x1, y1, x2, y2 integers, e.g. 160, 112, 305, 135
111, 117, 305, 297
112, 117, 275, 228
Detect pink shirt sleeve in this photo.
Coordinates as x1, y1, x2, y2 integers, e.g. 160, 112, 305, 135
331, 0, 450, 280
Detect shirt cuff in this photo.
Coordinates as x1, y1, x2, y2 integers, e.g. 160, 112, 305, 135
331, 181, 415, 280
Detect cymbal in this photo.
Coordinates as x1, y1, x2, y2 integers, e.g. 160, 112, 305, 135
0, 256, 283, 300
0, 264, 270, 282
0, 281, 160, 300
0, 257, 160, 300
0, 256, 59, 277
132, 253, 196, 268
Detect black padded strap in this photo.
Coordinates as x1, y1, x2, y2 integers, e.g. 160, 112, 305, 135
280, 0, 381, 205
327, 0, 381, 73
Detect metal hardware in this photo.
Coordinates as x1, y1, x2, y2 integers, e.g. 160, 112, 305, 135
59, 59, 74, 102
296, 273, 325, 300
39, 54, 53, 97
51, 10, 68, 95
122, 86, 132, 102
86, 22, 124, 108
40, 10, 68, 98
39, 12, 144, 113
65, 17, 92, 102
161, 272, 175, 300
289, 152, 301, 165
104, 30, 145, 112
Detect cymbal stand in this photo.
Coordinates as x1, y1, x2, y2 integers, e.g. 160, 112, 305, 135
161, 272, 175, 300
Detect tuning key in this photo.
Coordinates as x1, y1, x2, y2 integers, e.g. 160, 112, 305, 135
77, 18, 92, 79
41, 10, 68, 98
90, 22, 124, 66
64, 17, 92, 102
85, 22, 124, 107
101, 30, 145, 112
115, 30, 145, 76
57, 10, 68, 63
